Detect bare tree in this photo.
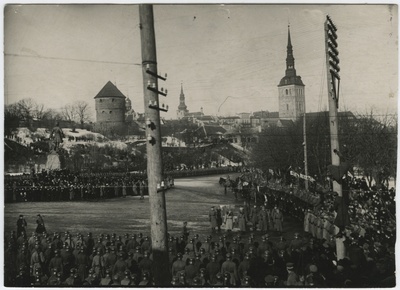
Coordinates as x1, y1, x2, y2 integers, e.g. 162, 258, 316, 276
74, 101, 92, 128
60, 104, 77, 122
16, 98, 36, 122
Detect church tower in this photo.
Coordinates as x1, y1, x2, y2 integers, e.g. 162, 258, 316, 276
177, 83, 189, 119
278, 26, 305, 121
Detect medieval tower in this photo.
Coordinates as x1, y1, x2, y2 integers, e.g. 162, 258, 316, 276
278, 26, 305, 121
177, 83, 189, 119
94, 81, 126, 125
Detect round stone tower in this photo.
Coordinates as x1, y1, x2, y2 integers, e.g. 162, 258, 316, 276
94, 81, 126, 124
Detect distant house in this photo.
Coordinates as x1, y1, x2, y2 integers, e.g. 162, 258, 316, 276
224, 126, 261, 146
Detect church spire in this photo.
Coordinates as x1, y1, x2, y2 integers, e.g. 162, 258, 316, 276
285, 25, 296, 77
178, 82, 188, 111
278, 25, 304, 87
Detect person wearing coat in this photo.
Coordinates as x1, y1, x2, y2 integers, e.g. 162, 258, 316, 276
249, 206, 258, 231
209, 206, 218, 233
224, 210, 234, 232
35, 214, 46, 234
238, 208, 247, 233
271, 206, 283, 234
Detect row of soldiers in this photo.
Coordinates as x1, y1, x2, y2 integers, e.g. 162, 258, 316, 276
4, 179, 149, 202
5, 171, 176, 203
6, 222, 395, 287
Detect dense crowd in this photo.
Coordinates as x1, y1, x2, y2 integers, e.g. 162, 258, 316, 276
263, 176, 396, 249
5, 215, 395, 287
4, 170, 175, 203
4, 166, 396, 287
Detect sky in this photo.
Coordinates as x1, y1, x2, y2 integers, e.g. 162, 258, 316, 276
4, 4, 398, 120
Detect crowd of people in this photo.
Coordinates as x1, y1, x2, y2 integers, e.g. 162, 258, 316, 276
4, 165, 396, 287
5, 213, 395, 287
4, 170, 175, 203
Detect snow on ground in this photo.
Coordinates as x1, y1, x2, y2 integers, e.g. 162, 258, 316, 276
13, 127, 130, 152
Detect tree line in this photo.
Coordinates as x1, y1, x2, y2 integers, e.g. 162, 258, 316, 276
5, 98, 92, 135
250, 111, 397, 188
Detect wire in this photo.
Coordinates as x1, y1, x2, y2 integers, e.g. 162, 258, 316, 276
4, 53, 142, 66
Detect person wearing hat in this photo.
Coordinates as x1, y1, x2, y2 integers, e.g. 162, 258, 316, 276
305, 264, 326, 287
221, 252, 238, 286
193, 252, 203, 273
182, 247, 193, 265
64, 268, 76, 286
249, 205, 259, 231
167, 246, 177, 268
48, 250, 63, 274
258, 206, 269, 233
176, 235, 186, 255
99, 269, 111, 286
167, 235, 177, 255
202, 236, 212, 253
132, 245, 143, 263
46, 268, 59, 286
60, 243, 74, 276
198, 267, 209, 286
35, 214, 46, 234
90, 248, 103, 279
178, 270, 187, 286
238, 207, 248, 233
113, 251, 128, 281
285, 262, 300, 286
185, 238, 196, 255
126, 234, 138, 253
272, 206, 284, 234
138, 250, 153, 277
184, 258, 198, 285
141, 236, 152, 253
120, 270, 132, 286
30, 244, 45, 277
209, 206, 218, 233
104, 247, 117, 271
238, 252, 251, 285
110, 274, 121, 286
289, 232, 303, 256
171, 252, 186, 277
182, 221, 190, 242
206, 254, 221, 285
257, 234, 273, 256
16, 214, 27, 238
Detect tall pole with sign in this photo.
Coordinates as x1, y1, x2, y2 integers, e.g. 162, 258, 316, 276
139, 4, 170, 285
325, 15, 346, 260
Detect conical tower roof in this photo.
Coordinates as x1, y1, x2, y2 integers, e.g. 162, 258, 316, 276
94, 81, 126, 99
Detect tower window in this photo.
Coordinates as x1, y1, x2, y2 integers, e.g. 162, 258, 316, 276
112, 99, 114, 102
286, 104, 289, 111
286, 89, 288, 95
109, 111, 112, 114
100, 99, 103, 103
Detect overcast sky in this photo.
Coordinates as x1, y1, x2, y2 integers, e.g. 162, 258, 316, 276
4, 4, 398, 120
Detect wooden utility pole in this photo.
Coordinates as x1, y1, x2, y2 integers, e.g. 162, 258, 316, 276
303, 112, 309, 191
139, 4, 170, 285
325, 15, 345, 260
